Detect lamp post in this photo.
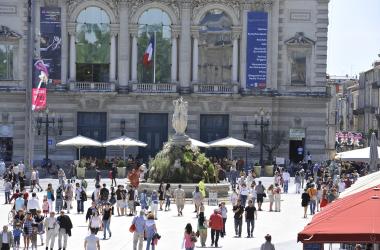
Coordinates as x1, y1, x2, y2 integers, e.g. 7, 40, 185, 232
36, 108, 63, 164
254, 108, 271, 175
243, 121, 248, 173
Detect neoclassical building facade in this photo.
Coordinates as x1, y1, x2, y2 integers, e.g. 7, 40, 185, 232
0, 0, 331, 166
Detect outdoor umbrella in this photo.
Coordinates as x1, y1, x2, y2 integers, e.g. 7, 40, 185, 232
102, 136, 147, 160
208, 137, 254, 158
298, 186, 380, 244
56, 135, 102, 161
336, 146, 380, 162
189, 138, 210, 148
369, 132, 378, 172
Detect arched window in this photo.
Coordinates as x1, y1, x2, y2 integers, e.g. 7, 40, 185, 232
138, 9, 171, 83
199, 10, 233, 84
76, 7, 110, 82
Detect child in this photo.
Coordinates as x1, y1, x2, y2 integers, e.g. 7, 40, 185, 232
31, 226, 38, 250
13, 223, 22, 250
42, 196, 49, 217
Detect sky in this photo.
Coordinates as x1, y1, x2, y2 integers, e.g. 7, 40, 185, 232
327, 0, 380, 77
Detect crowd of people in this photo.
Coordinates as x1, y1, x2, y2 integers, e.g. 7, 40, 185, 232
0, 157, 368, 250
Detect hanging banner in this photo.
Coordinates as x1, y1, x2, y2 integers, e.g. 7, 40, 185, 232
246, 11, 268, 89
32, 59, 48, 111
40, 7, 61, 85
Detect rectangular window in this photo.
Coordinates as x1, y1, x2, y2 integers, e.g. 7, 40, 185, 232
0, 44, 14, 80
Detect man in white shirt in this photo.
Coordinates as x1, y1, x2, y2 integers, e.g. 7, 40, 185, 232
282, 170, 291, 193
27, 193, 40, 215
0, 225, 13, 249
44, 211, 58, 250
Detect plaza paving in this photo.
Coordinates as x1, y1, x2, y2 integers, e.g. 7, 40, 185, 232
0, 177, 315, 250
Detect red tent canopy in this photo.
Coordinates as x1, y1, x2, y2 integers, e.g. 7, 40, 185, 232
298, 186, 380, 244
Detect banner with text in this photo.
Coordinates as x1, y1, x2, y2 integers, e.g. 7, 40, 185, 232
40, 7, 61, 85
32, 59, 48, 111
246, 11, 268, 89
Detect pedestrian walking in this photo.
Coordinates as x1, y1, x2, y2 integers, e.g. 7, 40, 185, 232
164, 183, 171, 211
139, 189, 148, 211
208, 209, 223, 247
232, 199, 244, 237
307, 184, 317, 215
132, 210, 146, 250
84, 228, 100, 250
150, 190, 159, 220
55, 185, 64, 213
239, 183, 249, 207
23, 212, 33, 249
282, 170, 290, 193
102, 203, 112, 240
4, 180, 11, 204
85, 202, 99, 223
174, 184, 185, 216
58, 168, 66, 187
42, 196, 49, 217
219, 202, 227, 237
12, 223, 22, 250
197, 206, 207, 247
267, 185, 274, 212
75, 183, 85, 214
294, 172, 301, 194
116, 185, 126, 216
260, 234, 275, 250
57, 210, 73, 250
46, 184, 54, 213
145, 213, 157, 250
255, 181, 266, 211
64, 183, 73, 214
34, 210, 45, 246
273, 184, 281, 212
27, 192, 40, 215
0, 225, 14, 250
193, 187, 202, 217
111, 164, 117, 187
301, 189, 310, 218
158, 182, 165, 211
183, 223, 196, 250
245, 200, 257, 238
88, 211, 102, 235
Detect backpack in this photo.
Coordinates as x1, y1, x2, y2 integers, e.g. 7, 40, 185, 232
81, 190, 87, 201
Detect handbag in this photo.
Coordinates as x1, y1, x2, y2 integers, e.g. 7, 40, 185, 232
51, 193, 55, 202
129, 224, 136, 233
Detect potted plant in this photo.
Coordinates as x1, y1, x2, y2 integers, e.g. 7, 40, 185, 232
76, 160, 86, 179
117, 160, 126, 178
264, 163, 274, 177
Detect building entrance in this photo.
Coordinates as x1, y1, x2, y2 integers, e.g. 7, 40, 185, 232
289, 139, 305, 164
139, 113, 168, 161
77, 112, 107, 159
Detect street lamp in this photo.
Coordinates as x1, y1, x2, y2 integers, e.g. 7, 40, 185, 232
243, 121, 248, 173
36, 108, 62, 164
254, 108, 271, 174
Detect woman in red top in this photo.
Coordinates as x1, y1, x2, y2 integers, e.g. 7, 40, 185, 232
209, 209, 223, 247
320, 186, 328, 208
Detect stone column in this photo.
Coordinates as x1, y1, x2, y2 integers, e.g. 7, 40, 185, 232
240, 4, 250, 89
118, 1, 129, 92
191, 29, 199, 83
179, 1, 192, 93
231, 30, 240, 83
68, 29, 76, 81
60, 2, 68, 85
109, 32, 117, 82
34, 0, 41, 58
131, 31, 138, 83
171, 30, 179, 83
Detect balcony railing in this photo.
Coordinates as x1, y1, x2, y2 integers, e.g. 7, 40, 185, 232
69, 82, 115, 92
131, 83, 177, 93
193, 83, 239, 94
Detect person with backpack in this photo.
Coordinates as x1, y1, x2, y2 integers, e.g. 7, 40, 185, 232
183, 223, 196, 250
55, 185, 64, 213
99, 184, 110, 205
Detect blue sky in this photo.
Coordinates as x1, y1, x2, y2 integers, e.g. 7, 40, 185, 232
327, 0, 380, 77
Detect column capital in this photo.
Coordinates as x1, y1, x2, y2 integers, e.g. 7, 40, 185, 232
191, 26, 200, 39
232, 26, 242, 40
110, 30, 119, 37
129, 24, 138, 37
179, 0, 192, 9
67, 22, 76, 34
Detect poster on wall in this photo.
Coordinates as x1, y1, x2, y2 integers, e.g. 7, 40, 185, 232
40, 7, 61, 85
246, 11, 268, 89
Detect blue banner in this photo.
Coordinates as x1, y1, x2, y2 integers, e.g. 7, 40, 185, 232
246, 11, 268, 89
40, 7, 61, 85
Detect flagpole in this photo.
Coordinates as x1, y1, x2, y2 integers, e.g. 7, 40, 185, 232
153, 31, 156, 84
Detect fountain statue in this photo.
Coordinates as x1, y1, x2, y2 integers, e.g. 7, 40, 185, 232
171, 97, 191, 145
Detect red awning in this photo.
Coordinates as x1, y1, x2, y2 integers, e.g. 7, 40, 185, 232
298, 186, 380, 243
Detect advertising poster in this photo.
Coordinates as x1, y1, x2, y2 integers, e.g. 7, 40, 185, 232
32, 59, 48, 111
40, 7, 61, 85
246, 11, 268, 89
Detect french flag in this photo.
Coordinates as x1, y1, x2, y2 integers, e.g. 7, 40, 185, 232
143, 36, 154, 66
